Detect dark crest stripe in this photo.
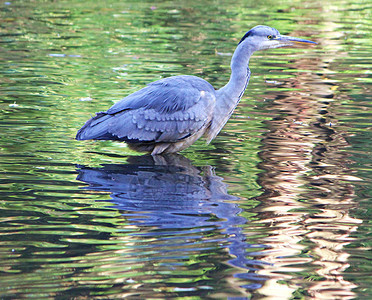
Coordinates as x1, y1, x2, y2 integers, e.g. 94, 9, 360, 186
238, 31, 252, 44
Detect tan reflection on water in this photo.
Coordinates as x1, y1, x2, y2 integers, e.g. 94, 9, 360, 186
252, 56, 362, 299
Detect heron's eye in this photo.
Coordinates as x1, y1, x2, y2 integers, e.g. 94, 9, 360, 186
267, 35, 273, 40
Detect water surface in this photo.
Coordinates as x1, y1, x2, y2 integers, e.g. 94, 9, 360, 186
0, 0, 371, 298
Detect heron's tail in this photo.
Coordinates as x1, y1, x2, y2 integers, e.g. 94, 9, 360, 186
76, 112, 114, 140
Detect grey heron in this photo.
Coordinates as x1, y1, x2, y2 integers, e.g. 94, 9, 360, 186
76, 25, 317, 155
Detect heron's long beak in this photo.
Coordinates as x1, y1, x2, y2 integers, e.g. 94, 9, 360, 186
277, 35, 318, 46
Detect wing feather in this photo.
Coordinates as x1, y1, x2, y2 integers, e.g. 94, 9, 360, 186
76, 75, 216, 144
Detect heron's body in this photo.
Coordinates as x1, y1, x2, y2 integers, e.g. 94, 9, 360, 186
76, 25, 316, 155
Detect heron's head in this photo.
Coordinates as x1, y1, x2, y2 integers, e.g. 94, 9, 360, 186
239, 25, 317, 51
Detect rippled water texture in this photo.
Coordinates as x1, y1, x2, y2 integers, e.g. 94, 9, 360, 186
0, 0, 371, 299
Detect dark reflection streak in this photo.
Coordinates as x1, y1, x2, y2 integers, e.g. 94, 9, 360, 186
76, 154, 268, 295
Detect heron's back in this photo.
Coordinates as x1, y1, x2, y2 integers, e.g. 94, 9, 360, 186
76, 75, 216, 154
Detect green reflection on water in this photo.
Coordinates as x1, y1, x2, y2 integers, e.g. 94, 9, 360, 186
0, 0, 371, 299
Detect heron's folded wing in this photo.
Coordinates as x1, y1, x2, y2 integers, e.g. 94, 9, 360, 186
77, 76, 216, 143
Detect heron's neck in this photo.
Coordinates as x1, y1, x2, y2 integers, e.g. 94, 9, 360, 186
206, 44, 253, 143
217, 44, 253, 101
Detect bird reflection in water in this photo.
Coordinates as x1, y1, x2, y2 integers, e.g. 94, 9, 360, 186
77, 154, 268, 294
